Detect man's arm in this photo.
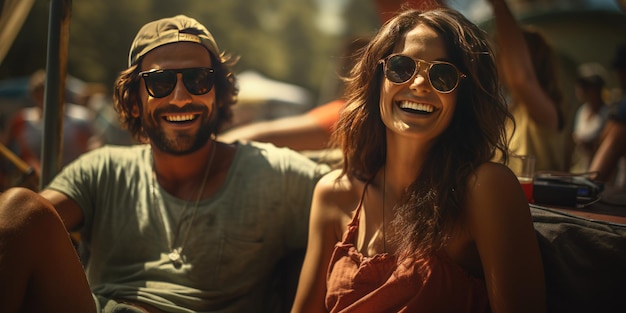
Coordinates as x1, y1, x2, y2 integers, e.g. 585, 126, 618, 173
589, 120, 626, 183
40, 189, 84, 232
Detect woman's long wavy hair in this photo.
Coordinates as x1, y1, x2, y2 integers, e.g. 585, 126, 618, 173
331, 8, 512, 261
113, 44, 238, 143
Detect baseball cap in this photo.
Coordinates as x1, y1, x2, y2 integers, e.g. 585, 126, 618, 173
577, 62, 607, 87
128, 15, 220, 67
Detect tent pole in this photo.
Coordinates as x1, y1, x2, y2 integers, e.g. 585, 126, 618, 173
40, 0, 71, 190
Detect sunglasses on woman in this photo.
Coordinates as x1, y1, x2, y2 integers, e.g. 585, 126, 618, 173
139, 67, 215, 98
379, 54, 466, 93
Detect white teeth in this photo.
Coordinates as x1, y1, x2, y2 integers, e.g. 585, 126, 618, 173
165, 114, 195, 122
399, 101, 434, 113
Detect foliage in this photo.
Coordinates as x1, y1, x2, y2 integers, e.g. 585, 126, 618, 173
0, 0, 380, 105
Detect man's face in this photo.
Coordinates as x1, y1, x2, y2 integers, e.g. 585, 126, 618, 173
136, 42, 218, 155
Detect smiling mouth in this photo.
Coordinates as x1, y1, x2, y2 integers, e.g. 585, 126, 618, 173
398, 100, 435, 114
161, 113, 201, 123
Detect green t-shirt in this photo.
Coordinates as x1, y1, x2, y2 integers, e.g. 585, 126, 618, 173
47, 142, 329, 312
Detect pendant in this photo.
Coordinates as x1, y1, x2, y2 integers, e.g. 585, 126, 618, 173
168, 248, 183, 268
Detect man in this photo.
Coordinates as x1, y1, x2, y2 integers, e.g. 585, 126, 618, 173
0, 15, 328, 312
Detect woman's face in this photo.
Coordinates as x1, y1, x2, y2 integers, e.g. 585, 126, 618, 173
379, 23, 459, 143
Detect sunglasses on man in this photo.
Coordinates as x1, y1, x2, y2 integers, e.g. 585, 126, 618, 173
139, 67, 215, 98
379, 54, 466, 93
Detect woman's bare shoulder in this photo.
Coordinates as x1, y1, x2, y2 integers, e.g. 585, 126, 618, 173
316, 169, 361, 196
313, 169, 363, 220
468, 161, 518, 188
465, 161, 530, 220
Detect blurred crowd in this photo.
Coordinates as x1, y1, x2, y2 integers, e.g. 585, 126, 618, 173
0, 69, 133, 190
1, 1, 626, 191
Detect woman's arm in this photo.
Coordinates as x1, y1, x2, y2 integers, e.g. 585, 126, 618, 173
489, 0, 560, 131
466, 162, 546, 313
291, 171, 350, 313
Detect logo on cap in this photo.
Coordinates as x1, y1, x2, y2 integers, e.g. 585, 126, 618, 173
178, 33, 201, 44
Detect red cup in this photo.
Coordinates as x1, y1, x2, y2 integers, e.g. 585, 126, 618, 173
510, 155, 536, 203
518, 177, 534, 203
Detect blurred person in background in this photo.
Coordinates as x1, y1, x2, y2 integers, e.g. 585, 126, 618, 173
489, 0, 566, 172
3, 69, 95, 187
570, 62, 609, 173
589, 44, 626, 186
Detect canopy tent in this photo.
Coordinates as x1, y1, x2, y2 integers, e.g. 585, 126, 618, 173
231, 70, 313, 128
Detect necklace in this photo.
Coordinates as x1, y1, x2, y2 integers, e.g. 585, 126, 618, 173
382, 167, 387, 253
152, 140, 217, 268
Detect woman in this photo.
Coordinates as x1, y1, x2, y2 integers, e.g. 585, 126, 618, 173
291, 7, 546, 313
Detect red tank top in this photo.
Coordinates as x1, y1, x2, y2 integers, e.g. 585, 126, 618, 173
325, 189, 490, 313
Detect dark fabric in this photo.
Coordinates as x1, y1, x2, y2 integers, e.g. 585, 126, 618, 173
531, 205, 626, 313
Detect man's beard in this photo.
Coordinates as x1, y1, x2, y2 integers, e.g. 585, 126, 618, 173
143, 104, 217, 155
